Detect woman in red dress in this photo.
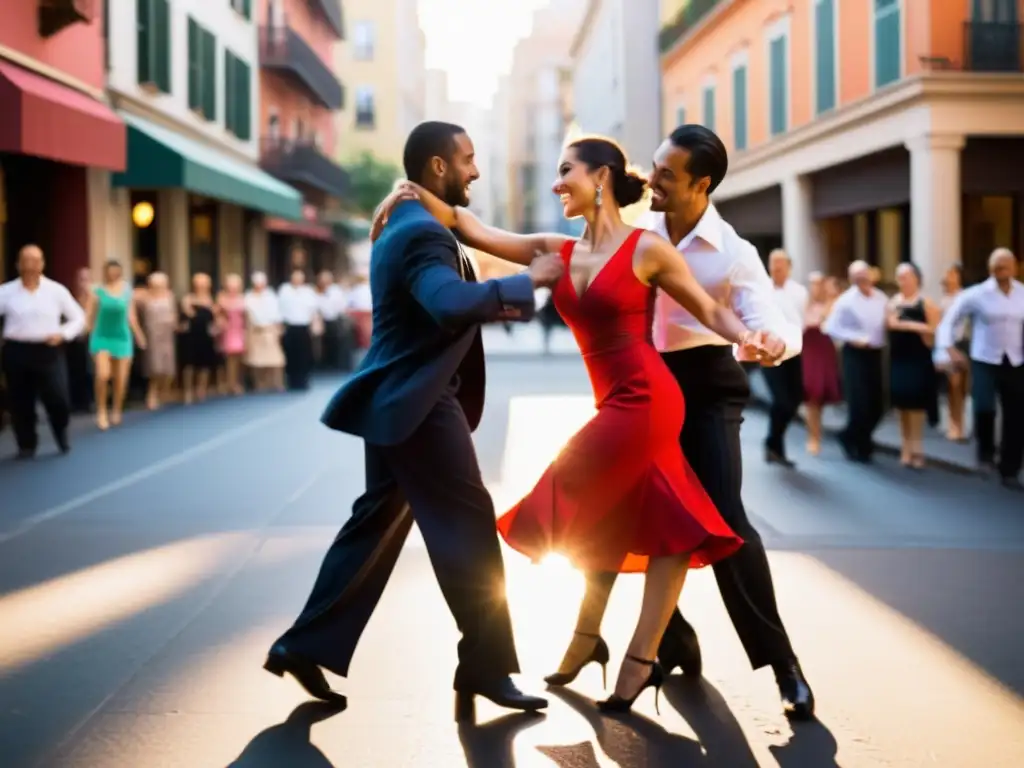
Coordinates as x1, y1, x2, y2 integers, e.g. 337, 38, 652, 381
381, 137, 776, 713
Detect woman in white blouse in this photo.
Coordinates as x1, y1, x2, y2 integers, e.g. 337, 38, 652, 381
244, 272, 285, 392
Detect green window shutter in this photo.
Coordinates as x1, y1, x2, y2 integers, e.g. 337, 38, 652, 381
675, 106, 686, 126
188, 18, 200, 110
769, 35, 787, 135
154, 0, 171, 92
243, 0, 251, 20
702, 86, 715, 132
202, 30, 216, 120
237, 59, 251, 140
815, 0, 836, 112
874, 0, 901, 87
732, 65, 747, 150
136, 0, 151, 85
224, 51, 236, 134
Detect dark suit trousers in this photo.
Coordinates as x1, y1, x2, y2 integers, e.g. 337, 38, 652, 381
279, 392, 520, 687
840, 346, 884, 460
762, 356, 803, 456
972, 357, 1024, 478
1, 341, 71, 452
590, 346, 795, 670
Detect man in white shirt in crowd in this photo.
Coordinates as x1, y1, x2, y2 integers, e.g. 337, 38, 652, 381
823, 260, 889, 463
0, 244, 85, 458
277, 269, 320, 390
936, 248, 1024, 490
315, 270, 346, 371
569, 125, 813, 720
763, 249, 809, 466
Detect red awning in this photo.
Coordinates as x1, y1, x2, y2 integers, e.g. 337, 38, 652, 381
264, 216, 334, 241
0, 59, 126, 171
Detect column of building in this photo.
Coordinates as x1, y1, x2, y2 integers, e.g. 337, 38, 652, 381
906, 133, 964, 299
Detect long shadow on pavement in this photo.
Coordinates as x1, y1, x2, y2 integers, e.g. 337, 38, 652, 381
458, 711, 547, 767
227, 701, 345, 767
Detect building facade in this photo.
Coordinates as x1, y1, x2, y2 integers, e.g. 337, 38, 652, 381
661, 0, 1024, 297
0, 2, 126, 286
258, 0, 348, 283
334, 0, 425, 168
571, 0, 662, 166
107, 0, 303, 294
507, 0, 586, 233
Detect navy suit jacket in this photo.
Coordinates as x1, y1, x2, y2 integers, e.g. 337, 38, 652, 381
321, 201, 536, 445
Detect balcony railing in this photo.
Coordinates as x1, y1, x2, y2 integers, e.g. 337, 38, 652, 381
658, 0, 721, 54
259, 26, 344, 110
38, 0, 94, 38
260, 137, 351, 199
309, 0, 344, 39
963, 21, 1022, 72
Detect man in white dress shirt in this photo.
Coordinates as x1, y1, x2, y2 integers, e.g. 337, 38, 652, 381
936, 248, 1023, 490
575, 126, 812, 720
823, 260, 889, 463
763, 249, 809, 466
0, 245, 85, 458
277, 269, 320, 390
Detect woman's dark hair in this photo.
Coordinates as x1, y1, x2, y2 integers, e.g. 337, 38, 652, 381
668, 124, 729, 194
103, 259, 122, 275
568, 137, 647, 207
899, 260, 922, 282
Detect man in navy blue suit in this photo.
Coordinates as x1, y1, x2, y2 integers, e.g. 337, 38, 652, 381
264, 122, 564, 721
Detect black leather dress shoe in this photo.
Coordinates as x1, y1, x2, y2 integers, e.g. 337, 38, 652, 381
658, 623, 702, 677
264, 643, 346, 708
55, 431, 70, 454
454, 677, 547, 722
766, 448, 796, 468
774, 659, 815, 720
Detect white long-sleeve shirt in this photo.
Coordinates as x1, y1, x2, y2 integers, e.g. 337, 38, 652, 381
639, 205, 803, 361
277, 283, 319, 326
822, 286, 889, 349
244, 289, 281, 327
935, 277, 1024, 366
0, 276, 86, 343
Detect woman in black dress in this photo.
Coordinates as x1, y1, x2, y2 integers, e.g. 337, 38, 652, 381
179, 273, 219, 404
887, 262, 941, 468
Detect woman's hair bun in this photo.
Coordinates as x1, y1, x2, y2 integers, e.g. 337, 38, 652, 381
613, 167, 648, 207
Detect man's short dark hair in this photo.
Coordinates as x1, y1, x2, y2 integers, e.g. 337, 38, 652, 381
668, 124, 728, 194
403, 121, 466, 184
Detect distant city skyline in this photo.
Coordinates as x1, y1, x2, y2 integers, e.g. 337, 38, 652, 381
418, 0, 551, 105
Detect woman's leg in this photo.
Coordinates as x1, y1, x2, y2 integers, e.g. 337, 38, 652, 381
897, 410, 911, 464
908, 409, 926, 467
947, 369, 965, 440
551, 571, 616, 676
93, 351, 111, 429
226, 354, 243, 395
611, 554, 690, 700
805, 403, 822, 455
110, 357, 132, 425
195, 367, 210, 402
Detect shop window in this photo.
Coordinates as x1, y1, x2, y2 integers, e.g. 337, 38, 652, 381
963, 195, 1016, 284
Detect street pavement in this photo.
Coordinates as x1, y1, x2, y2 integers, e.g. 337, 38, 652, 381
1, 356, 1023, 768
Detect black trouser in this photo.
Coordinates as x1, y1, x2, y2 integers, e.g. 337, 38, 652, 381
278, 393, 520, 687
282, 324, 314, 390
839, 346, 884, 460
318, 318, 341, 370
972, 357, 1024, 479
65, 337, 93, 413
591, 346, 795, 670
0, 340, 71, 452
762, 355, 804, 456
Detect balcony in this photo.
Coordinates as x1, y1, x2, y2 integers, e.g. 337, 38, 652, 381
260, 137, 350, 199
659, 0, 721, 54
963, 21, 1022, 72
309, 0, 344, 39
38, 0, 94, 38
259, 26, 344, 110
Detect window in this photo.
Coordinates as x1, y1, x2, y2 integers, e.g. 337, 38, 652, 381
874, 0, 901, 88
732, 54, 748, 151
188, 18, 217, 120
230, 0, 251, 19
814, 0, 837, 113
675, 105, 686, 126
767, 17, 790, 136
224, 50, 251, 140
136, 0, 171, 92
701, 83, 715, 132
353, 21, 375, 60
355, 86, 375, 128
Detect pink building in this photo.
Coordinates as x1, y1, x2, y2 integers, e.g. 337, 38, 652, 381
258, 0, 348, 282
0, 0, 125, 287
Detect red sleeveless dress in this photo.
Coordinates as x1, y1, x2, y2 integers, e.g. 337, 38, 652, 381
496, 230, 743, 573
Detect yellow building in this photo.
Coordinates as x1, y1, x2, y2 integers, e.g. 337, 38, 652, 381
334, 0, 426, 168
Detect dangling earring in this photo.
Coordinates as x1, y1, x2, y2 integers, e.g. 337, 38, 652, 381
595, 185, 604, 208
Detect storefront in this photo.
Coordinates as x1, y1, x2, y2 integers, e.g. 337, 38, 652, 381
715, 185, 783, 262
0, 59, 125, 285
111, 112, 302, 294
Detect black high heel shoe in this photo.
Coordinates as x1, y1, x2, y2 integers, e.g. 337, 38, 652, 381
544, 631, 610, 688
597, 655, 664, 715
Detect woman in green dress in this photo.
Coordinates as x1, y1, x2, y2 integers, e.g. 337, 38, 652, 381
86, 260, 146, 429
